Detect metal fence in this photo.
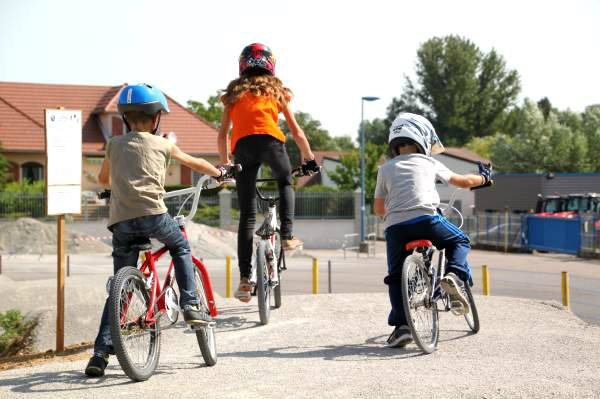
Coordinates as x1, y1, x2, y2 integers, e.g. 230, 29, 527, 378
232, 191, 354, 219
0, 191, 354, 221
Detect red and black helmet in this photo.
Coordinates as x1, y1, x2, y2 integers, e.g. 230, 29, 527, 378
239, 43, 276, 76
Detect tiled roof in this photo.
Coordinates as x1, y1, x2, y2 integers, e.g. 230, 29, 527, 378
0, 81, 218, 156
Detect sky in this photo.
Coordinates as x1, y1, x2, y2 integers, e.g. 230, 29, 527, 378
1, 0, 599, 140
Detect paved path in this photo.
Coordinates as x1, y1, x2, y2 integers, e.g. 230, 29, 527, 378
1, 293, 599, 398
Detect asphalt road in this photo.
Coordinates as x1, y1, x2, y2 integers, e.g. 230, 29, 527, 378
0, 294, 599, 398
2, 247, 599, 325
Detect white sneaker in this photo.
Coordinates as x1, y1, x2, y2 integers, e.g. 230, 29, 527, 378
441, 273, 470, 315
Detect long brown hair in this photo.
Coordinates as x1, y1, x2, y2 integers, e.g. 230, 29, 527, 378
221, 74, 292, 108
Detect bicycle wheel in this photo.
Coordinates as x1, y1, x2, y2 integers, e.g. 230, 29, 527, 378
256, 242, 271, 325
401, 254, 439, 354
463, 283, 480, 333
109, 266, 160, 381
273, 232, 283, 309
193, 267, 217, 366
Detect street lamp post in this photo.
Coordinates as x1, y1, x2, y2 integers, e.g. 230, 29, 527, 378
360, 96, 379, 253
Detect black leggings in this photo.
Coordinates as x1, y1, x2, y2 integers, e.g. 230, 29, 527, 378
234, 135, 294, 278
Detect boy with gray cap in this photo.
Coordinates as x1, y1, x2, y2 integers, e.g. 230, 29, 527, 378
374, 113, 491, 348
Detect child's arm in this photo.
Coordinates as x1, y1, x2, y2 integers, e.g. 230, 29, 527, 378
217, 106, 232, 164
171, 145, 222, 177
449, 173, 486, 189
98, 159, 110, 187
281, 103, 315, 161
374, 198, 385, 217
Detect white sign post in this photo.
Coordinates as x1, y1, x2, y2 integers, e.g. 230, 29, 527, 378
44, 108, 82, 352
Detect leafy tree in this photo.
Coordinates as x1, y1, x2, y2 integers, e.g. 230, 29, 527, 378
329, 143, 386, 202
361, 118, 389, 146
581, 105, 600, 171
489, 100, 588, 173
187, 91, 224, 128
279, 111, 351, 166
0, 142, 10, 189
387, 35, 521, 146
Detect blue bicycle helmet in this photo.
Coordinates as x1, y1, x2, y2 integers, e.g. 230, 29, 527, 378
117, 84, 170, 134
117, 83, 170, 115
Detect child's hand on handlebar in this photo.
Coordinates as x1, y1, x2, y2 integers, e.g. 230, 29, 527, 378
216, 164, 242, 182
477, 161, 492, 185
301, 159, 320, 176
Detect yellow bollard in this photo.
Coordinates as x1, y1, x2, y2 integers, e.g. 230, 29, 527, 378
226, 256, 232, 298
561, 271, 570, 308
482, 265, 490, 296
312, 258, 318, 294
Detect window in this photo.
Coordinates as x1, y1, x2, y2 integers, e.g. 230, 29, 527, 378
21, 162, 43, 182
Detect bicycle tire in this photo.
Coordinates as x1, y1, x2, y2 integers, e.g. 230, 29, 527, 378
109, 266, 161, 381
463, 283, 480, 333
256, 242, 271, 325
273, 232, 283, 309
401, 254, 439, 354
193, 268, 217, 366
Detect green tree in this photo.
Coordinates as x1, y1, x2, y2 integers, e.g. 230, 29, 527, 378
361, 118, 389, 146
187, 91, 224, 128
329, 143, 386, 202
279, 111, 350, 166
581, 105, 600, 171
387, 35, 521, 146
0, 142, 10, 189
489, 100, 588, 173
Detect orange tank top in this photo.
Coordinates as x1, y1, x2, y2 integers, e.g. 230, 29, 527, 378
229, 92, 286, 152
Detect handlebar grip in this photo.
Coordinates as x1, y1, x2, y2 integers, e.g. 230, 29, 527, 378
98, 190, 111, 199
470, 179, 494, 190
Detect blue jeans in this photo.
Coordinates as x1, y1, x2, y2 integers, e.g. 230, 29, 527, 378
93, 213, 198, 355
384, 214, 471, 327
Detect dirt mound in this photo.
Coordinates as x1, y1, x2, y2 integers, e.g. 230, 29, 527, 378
184, 222, 238, 258
0, 218, 111, 255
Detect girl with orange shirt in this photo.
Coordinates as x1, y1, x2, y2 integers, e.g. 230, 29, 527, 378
218, 43, 317, 302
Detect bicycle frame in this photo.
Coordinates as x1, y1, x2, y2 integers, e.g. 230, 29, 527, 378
251, 188, 281, 284
122, 175, 224, 327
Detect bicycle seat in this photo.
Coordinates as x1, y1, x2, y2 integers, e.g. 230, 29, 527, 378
405, 240, 433, 251
130, 237, 152, 252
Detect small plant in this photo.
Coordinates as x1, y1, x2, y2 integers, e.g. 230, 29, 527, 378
0, 310, 38, 357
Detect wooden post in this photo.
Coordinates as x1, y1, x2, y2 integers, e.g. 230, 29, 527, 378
328, 260, 332, 294
57, 214, 65, 352
482, 265, 490, 296
226, 256, 232, 298
312, 258, 318, 294
561, 271, 570, 308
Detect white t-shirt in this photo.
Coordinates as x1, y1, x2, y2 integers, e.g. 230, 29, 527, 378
374, 154, 454, 229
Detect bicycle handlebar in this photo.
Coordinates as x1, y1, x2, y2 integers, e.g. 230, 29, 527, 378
255, 164, 321, 203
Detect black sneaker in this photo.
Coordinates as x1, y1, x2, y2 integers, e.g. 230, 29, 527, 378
441, 272, 470, 315
85, 354, 108, 377
183, 305, 212, 326
386, 326, 413, 348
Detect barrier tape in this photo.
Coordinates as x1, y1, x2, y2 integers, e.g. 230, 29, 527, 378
73, 236, 112, 241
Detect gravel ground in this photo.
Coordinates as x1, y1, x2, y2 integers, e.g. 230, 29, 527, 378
1, 293, 599, 399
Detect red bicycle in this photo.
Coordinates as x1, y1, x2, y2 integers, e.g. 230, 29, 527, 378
106, 171, 235, 381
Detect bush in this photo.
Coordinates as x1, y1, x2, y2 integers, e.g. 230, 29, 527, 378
3, 180, 45, 194
0, 310, 38, 357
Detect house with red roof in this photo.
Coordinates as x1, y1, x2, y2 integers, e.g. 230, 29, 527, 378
0, 81, 219, 192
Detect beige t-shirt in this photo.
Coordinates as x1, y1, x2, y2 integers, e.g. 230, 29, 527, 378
106, 131, 173, 227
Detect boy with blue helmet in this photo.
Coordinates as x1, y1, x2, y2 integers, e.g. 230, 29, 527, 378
374, 112, 492, 348
85, 84, 225, 377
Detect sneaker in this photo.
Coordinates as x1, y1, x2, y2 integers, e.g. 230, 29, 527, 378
282, 237, 303, 251
441, 272, 470, 315
234, 277, 252, 303
386, 326, 413, 348
182, 304, 212, 326
85, 353, 108, 377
